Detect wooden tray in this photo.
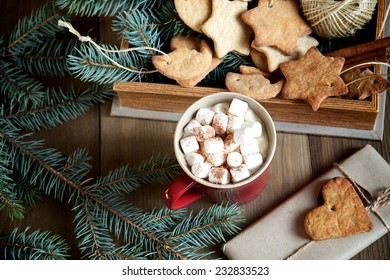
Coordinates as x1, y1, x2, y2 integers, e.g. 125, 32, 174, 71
113, 1, 387, 133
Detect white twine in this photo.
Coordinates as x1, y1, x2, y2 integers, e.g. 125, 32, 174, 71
341, 61, 390, 75
58, 20, 171, 74
377, 1, 390, 38
300, 0, 378, 38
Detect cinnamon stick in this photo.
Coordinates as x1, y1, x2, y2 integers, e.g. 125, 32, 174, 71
324, 37, 390, 59
342, 47, 390, 70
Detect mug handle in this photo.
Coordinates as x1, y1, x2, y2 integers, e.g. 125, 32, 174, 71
162, 173, 207, 210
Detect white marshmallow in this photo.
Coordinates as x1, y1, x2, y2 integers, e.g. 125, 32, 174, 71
191, 162, 211, 179
183, 119, 201, 137
234, 122, 263, 144
244, 153, 263, 171
199, 142, 209, 158
212, 102, 230, 114
258, 133, 269, 158
212, 112, 228, 135
224, 134, 240, 153
244, 108, 261, 122
240, 138, 261, 156
227, 115, 244, 134
194, 125, 215, 142
196, 108, 215, 125
180, 136, 199, 154
233, 126, 253, 145
227, 152, 243, 168
203, 137, 224, 154
209, 167, 231, 184
230, 164, 251, 183
246, 121, 263, 138
228, 98, 248, 118
207, 152, 226, 167
185, 152, 205, 166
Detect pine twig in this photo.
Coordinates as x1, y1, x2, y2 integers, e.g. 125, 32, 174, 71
67, 44, 146, 84
6, 3, 64, 55
11, 39, 78, 77
0, 62, 47, 110
0, 85, 113, 132
0, 142, 24, 220
55, 0, 154, 17
0, 227, 70, 260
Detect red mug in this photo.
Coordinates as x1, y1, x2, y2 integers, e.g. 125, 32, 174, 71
163, 92, 277, 210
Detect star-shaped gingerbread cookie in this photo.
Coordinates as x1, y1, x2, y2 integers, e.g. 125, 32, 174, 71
253, 36, 319, 72
279, 47, 348, 111
241, 0, 312, 55
202, 0, 252, 58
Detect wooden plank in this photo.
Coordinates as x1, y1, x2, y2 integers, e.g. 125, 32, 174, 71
115, 82, 379, 130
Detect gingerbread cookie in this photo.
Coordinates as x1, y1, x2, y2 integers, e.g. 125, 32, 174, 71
202, 0, 252, 58
241, 0, 312, 55
304, 177, 373, 241
174, 0, 212, 33
169, 35, 221, 87
250, 47, 269, 72
152, 47, 212, 81
225, 72, 284, 100
252, 36, 319, 72
239, 65, 271, 78
279, 47, 348, 111
341, 68, 390, 100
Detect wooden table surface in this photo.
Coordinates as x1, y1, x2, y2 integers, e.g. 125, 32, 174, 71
1, 1, 389, 260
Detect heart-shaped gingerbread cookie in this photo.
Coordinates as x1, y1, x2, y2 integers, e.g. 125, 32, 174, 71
304, 177, 373, 241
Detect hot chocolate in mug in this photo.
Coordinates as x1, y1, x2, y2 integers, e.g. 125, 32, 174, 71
163, 92, 277, 210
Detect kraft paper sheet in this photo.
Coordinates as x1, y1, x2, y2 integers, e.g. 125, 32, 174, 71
222, 145, 390, 259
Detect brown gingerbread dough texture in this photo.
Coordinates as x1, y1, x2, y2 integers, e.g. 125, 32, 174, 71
279, 47, 348, 111
304, 177, 373, 241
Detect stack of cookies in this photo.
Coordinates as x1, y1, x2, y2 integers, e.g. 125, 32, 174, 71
152, 0, 389, 111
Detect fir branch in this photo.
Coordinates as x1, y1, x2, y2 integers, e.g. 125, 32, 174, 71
87, 153, 180, 195
11, 39, 77, 77
1, 127, 243, 259
168, 204, 244, 247
112, 9, 163, 55
73, 195, 118, 260
9, 175, 43, 207
94, 193, 181, 259
0, 227, 70, 260
67, 44, 146, 84
0, 142, 24, 220
6, 3, 64, 56
0, 62, 46, 110
100, 244, 147, 260
0, 181, 25, 221
146, 207, 187, 230
122, 153, 181, 188
159, 0, 195, 40
1, 125, 228, 260
0, 85, 113, 132
55, 0, 153, 17
100, 195, 243, 259
0, 129, 79, 202
89, 165, 139, 195
204, 52, 254, 87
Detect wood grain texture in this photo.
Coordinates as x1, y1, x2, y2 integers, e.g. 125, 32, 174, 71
115, 82, 379, 130
0, 0, 389, 260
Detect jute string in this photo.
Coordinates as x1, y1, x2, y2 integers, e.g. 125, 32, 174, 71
58, 20, 171, 74
300, 0, 378, 38
285, 163, 390, 260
